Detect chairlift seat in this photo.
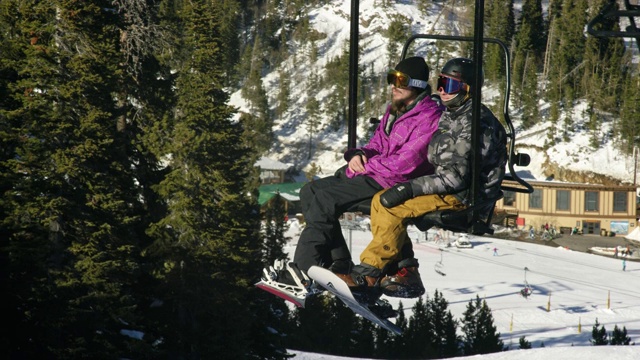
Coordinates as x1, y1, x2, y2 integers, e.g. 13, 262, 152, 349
346, 192, 503, 236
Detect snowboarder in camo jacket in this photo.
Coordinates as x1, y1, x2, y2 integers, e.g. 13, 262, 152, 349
334, 58, 508, 299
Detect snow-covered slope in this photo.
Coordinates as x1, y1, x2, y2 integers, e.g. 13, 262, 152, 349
281, 219, 640, 359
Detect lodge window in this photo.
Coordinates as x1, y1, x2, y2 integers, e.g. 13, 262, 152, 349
556, 190, 570, 211
503, 190, 516, 206
613, 192, 627, 212
529, 189, 542, 209
585, 191, 599, 212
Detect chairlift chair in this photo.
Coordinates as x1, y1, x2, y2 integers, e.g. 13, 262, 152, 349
520, 267, 533, 299
346, 35, 534, 233
434, 248, 446, 276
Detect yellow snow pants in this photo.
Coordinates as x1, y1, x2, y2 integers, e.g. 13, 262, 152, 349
360, 191, 465, 270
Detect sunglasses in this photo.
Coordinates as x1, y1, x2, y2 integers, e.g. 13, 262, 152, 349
437, 75, 468, 94
387, 70, 427, 89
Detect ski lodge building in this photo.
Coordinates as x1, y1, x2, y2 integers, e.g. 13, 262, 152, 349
495, 179, 637, 236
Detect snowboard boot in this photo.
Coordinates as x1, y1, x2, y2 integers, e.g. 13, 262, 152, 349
328, 258, 355, 275
328, 245, 354, 275
333, 263, 382, 303
380, 258, 425, 298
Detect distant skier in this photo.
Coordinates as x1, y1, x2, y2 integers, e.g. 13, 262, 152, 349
493, 247, 499, 256
622, 258, 626, 272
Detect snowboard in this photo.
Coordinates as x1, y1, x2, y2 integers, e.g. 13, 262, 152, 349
307, 266, 403, 335
255, 279, 308, 308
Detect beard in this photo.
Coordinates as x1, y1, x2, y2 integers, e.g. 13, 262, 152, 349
391, 98, 408, 114
390, 89, 417, 113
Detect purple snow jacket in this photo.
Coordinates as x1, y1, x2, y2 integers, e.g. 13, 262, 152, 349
343, 95, 443, 189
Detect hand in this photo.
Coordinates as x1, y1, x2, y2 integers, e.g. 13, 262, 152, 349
380, 182, 413, 208
348, 154, 368, 173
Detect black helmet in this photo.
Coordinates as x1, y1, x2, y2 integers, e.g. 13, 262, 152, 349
440, 57, 484, 92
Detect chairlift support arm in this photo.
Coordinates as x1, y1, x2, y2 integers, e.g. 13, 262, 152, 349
587, 0, 640, 48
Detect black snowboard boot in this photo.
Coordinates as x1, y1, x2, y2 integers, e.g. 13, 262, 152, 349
380, 258, 425, 298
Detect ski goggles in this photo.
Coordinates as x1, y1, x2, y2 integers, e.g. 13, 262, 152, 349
437, 75, 468, 94
387, 70, 428, 89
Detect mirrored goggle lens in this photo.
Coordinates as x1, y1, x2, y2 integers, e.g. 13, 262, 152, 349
387, 70, 410, 87
437, 75, 465, 94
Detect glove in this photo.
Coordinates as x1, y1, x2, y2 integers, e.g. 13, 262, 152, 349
380, 182, 413, 208
334, 164, 348, 179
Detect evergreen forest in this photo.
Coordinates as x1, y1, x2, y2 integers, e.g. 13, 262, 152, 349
1, 0, 638, 358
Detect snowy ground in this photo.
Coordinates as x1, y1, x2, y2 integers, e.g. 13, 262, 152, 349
290, 346, 640, 360
281, 218, 640, 359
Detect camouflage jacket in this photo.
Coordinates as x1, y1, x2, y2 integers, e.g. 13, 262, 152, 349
409, 100, 507, 204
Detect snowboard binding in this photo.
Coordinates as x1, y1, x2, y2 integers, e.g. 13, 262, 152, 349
368, 299, 398, 319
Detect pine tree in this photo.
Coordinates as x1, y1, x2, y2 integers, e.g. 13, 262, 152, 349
305, 71, 322, 160
519, 54, 540, 129
351, 319, 376, 358
288, 294, 338, 353
240, 36, 273, 154
373, 323, 395, 358
581, 0, 627, 114
484, 0, 514, 84
609, 324, 631, 345
617, 73, 640, 153
512, 0, 545, 92
144, 0, 267, 358
461, 296, 479, 355
324, 44, 350, 131
276, 67, 291, 120
389, 302, 408, 357
325, 294, 361, 356
385, 16, 410, 67
587, 107, 600, 149
519, 336, 532, 349
591, 318, 608, 345
263, 195, 291, 265
461, 295, 504, 355
404, 296, 436, 358
430, 289, 461, 357
255, 193, 293, 358
545, 0, 588, 106
0, 1, 163, 357
512, 0, 544, 128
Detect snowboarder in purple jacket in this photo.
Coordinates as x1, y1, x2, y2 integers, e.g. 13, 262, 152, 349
262, 57, 444, 298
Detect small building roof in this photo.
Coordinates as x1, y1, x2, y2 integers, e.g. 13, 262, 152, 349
255, 156, 292, 171
258, 182, 305, 205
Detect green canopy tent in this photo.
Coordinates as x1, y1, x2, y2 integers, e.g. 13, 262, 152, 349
258, 182, 305, 215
